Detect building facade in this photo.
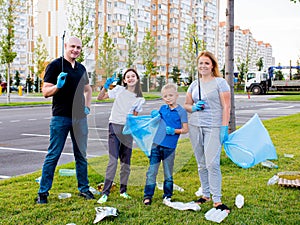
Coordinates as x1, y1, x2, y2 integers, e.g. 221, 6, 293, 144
0, 0, 273, 87
218, 22, 273, 73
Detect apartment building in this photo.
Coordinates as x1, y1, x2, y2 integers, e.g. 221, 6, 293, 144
0, 0, 34, 82
1, 0, 273, 86
32, 0, 219, 81
218, 22, 273, 73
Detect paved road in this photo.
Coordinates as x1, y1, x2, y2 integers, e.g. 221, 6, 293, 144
0, 93, 299, 179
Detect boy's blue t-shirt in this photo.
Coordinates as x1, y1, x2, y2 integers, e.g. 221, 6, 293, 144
153, 104, 188, 149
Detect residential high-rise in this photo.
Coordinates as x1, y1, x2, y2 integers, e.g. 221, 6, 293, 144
1, 0, 273, 88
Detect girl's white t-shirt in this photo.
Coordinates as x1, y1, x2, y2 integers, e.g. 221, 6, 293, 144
108, 85, 145, 125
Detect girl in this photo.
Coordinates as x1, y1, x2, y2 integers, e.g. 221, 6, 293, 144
97, 68, 145, 203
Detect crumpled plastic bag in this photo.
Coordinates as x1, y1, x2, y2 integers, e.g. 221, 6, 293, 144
93, 207, 119, 224
123, 114, 161, 157
224, 113, 277, 169
163, 198, 201, 211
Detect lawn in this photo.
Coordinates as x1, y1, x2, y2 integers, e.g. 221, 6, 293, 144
0, 114, 299, 225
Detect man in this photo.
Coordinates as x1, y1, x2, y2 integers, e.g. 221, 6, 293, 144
36, 36, 94, 204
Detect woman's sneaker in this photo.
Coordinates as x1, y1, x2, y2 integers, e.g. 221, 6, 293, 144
97, 194, 108, 204
120, 192, 131, 199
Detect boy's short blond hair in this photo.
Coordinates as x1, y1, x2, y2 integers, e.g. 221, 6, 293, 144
161, 83, 178, 93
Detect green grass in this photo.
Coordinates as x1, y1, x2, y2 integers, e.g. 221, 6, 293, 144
269, 95, 300, 101
1, 114, 299, 224
0, 101, 52, 107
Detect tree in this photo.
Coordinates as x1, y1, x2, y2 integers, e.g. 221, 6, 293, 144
170, 66, 181, 85
14, 70, 20, 87
121, 8, 138, 68
0, 0, 19, 103
97, 32, 119, 83
156, 75, 166, 92
274, 70, 284, 80
290, 0, 300, 3
256, 57, 264, 71
182, 24, 204, 84
32, 35, 49, 92
67, 0, 94, 63
139, 30, 157, 92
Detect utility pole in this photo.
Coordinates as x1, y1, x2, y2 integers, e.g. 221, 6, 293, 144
225, 0, 236, 133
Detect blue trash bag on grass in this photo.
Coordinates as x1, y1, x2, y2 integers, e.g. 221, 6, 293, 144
123, 114, 161, 157
224, 113, 277, 169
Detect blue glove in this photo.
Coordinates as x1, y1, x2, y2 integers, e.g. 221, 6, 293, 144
84, 106, 90, 115
192, 100, 205, 112
104, 72, 119, 89
57, 72, 68, 88
220, 125, 229, 144
151, 110, 160, 118
166, 126, 175, 135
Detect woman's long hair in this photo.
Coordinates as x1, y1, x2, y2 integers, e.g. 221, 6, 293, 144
197, 50, 222, 77
122, 68, 143, 97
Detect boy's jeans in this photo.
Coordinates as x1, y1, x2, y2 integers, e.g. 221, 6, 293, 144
144, 145, 175, 199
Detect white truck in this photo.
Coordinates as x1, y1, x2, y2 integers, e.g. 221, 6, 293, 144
245, 66, 300, 95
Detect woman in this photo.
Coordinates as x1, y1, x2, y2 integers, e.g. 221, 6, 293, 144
184, 51, 231, 213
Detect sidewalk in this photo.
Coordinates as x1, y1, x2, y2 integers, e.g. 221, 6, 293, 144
0, 93, 50, 103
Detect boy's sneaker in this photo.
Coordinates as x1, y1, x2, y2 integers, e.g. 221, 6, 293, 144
36, 193, 48, 204
97, 194, 108, 204
79, 190, 95, 200
163, 197, 171, 204
120, 192, 131, 199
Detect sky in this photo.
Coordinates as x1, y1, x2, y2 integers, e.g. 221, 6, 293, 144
219, 0, 300, 66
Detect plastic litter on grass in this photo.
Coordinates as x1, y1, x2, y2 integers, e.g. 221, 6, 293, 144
205, 208, 228, 223
58, 193, 71, 199
156, 182, 184, 192
59, 169, 76, 176
93, 207, 118, 224
235, 194, 244, 208
162, 198, 201, 211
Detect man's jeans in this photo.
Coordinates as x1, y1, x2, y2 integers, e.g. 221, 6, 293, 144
38, 116, 89, 195
144, 145, 175, 199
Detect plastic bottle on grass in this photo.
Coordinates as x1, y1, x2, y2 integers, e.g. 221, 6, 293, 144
267, 175, 279, 185
261, 160, 278, 169
173, 183, 184, 192
58, 193, 71, 199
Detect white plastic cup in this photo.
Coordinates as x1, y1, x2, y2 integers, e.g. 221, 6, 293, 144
235, 194, 244, 208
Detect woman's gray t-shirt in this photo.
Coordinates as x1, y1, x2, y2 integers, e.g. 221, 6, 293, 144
187, 77, 230, 127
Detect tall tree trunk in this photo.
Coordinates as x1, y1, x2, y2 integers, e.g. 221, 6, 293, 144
225, 0, 236, 133
7, 64, 11, 104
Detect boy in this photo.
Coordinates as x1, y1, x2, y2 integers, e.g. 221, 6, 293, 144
143, 83, 188, 205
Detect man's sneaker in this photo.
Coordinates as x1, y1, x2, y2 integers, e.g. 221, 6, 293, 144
79, 190, 95, 200
120, 192, 131, 199
36, 193, 48, 204
97, 194, 108, 204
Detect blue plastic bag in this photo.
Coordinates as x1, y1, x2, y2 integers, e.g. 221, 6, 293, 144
123, 114, 161, 157
224, 113, 277, 168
